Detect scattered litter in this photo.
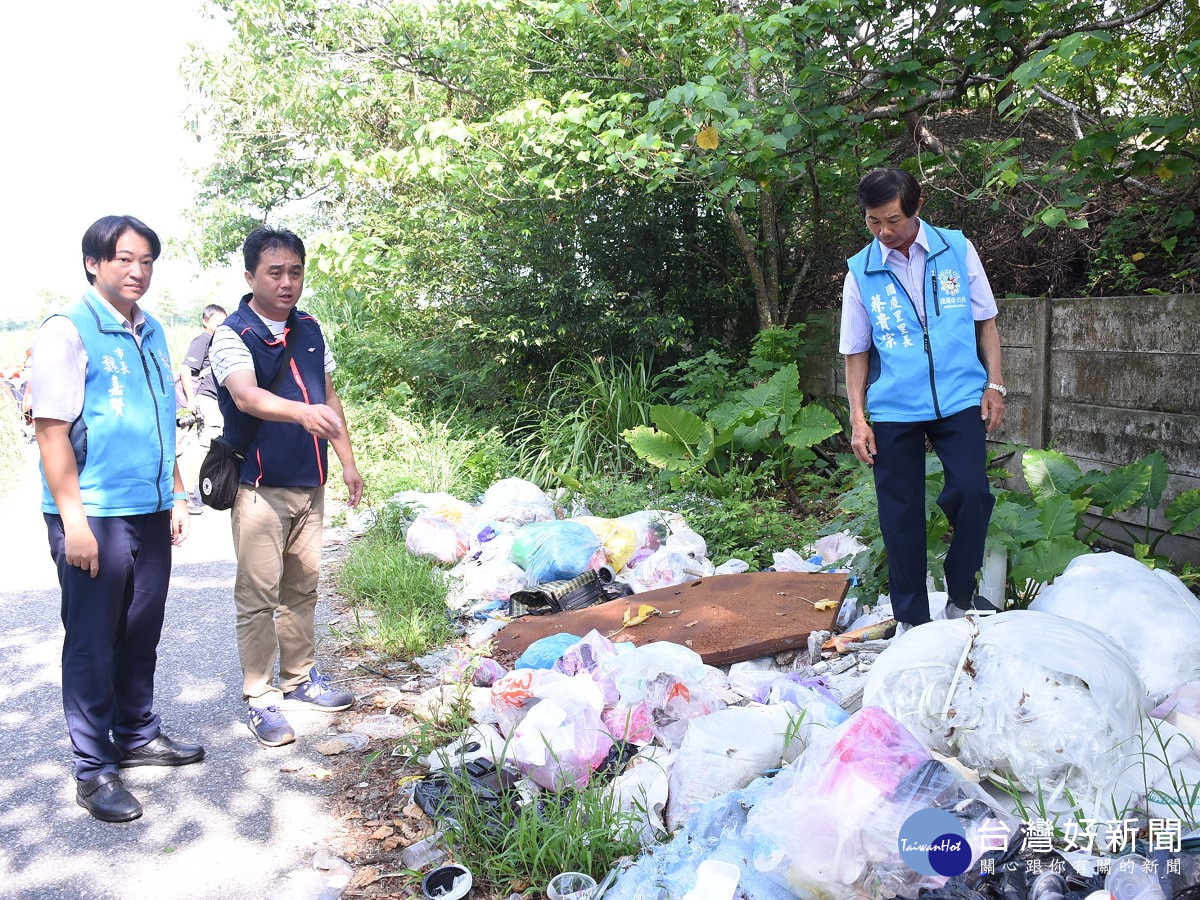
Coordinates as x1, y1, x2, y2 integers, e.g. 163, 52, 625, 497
314, 732, 369, 756
353, 713, 411, 739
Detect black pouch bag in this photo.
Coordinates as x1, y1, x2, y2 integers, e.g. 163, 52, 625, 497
200, 325, 297, 511
198, 435, 244, 510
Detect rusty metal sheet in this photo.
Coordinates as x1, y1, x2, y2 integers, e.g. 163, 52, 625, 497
492, 571, 850, 667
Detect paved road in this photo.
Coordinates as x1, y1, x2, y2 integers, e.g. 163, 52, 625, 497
0, 445, 349, 900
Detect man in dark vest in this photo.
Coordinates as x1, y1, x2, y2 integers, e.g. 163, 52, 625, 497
209, 226, 363, 747
32, 215, 205, 822
839, 168, 1007, 634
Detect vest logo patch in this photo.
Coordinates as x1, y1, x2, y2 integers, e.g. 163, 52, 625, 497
938, 268, 962, 296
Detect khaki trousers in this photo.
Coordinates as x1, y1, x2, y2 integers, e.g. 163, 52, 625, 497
231, 484, 324, 704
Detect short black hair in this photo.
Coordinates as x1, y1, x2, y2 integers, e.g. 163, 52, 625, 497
81, 215, 162, 285
243, 225, 306, 274
202, 304, 227, 322
857, 168, 922, 217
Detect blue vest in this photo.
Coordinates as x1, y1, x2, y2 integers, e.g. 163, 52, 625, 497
218, 297, 329, 488
846, 224, 986, 422
41, 290, 176, 516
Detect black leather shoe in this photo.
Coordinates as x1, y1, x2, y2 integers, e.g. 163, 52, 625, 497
118, 733, 206, 768
77, 773, 143, 822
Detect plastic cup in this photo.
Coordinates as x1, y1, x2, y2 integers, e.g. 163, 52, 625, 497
422, 864, 473, 900
1105, 855, 1165, 900
546, 871, 598, 900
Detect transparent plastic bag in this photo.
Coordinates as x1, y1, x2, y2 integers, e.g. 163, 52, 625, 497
666, 704, 796, 831
665, 528, 708, 561
1030, 551, 1200, 699
643, 671, 728, 750
628, 548, 712, 593
599, 641, 708, 706
475, 477, 557, 526
745, 707, 933, 896
863, 612, 1149, 811
510, 674, 613, 790
406, 511, 469, 564
511, 521, 604, 585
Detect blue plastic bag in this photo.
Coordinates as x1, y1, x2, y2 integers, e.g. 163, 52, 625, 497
515, 633, 584, 670
511, 521, 603, 585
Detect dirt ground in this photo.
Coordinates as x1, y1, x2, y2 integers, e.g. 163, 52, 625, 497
317, 547, 514, 900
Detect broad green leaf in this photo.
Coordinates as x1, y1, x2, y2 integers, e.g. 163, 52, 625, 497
781, 404, 842, 450
1167, 489, 1200, 535
1022, 449, 1083, 501
1089, 460, 1153, 513
649, 404, 707, 447
1011, 538, 1091, 587
1143, 451, 1169, 509
1036, 494, 1082, 540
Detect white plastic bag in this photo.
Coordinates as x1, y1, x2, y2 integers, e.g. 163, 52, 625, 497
863, 611, 1149, 812
627, 548, 712, 593
1030, 551, 1200, 700
604, 745, 675, 845
475, 477, 557, 526
406, 511, 469, 564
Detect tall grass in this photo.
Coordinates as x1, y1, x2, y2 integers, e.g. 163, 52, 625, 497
338, 510, 457, 658
516, 354, 664, 487
348, 400, 517, 503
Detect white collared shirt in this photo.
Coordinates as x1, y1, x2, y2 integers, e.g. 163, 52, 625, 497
839, 222, 997, 355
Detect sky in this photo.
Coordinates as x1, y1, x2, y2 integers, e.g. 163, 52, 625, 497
0, 0, 239, 323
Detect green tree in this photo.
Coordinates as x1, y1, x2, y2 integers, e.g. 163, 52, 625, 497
185, 0, 1199, 395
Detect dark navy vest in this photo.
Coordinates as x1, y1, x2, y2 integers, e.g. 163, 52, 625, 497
218, 296, 329, 488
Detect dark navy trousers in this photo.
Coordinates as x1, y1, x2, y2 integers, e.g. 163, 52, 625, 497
46, 511, 171, 781
872, 406, 994, 626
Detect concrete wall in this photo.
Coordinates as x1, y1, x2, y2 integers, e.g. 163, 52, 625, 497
800, 295, 1200, 563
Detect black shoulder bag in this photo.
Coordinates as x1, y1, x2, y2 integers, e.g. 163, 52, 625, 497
198, 336, 297, 510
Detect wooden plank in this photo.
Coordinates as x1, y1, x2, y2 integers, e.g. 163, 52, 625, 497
492, 571, 850, 668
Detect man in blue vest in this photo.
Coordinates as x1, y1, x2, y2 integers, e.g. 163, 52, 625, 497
209, 226, 363, 747
839, 168, 1007, 632
33, 215, 205, 823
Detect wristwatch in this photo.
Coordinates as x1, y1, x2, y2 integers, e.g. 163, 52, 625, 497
985, 382, 1007, 397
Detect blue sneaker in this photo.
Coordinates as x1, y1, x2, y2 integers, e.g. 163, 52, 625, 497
281, 666, 354, 712
248, 705, 295, 747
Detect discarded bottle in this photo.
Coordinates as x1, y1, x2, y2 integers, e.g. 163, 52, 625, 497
1106, 855, 1166, 900
401, 831, 446, 870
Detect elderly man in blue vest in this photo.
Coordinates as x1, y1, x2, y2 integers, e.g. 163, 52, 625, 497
33, 215, 205, 823
209, 226, 363, 748
840, 168, 1007, 634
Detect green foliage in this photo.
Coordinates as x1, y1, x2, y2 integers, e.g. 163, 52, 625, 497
514, 354, 665, 488
433, 759, 643, 894
338, 516, 458, 658
988, 448, 1200, 604
346, 399, 518, 501
624, 327, 841, 491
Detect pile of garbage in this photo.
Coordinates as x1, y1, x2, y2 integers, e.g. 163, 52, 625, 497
369, 478, 1200, 898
